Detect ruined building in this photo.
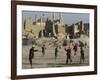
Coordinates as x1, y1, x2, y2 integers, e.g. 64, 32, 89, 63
65, 21, 87, 39
22, 13, 88, 39
22, 13, 65, 39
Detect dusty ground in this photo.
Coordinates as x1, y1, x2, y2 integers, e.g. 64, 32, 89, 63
22, 37, 89, 69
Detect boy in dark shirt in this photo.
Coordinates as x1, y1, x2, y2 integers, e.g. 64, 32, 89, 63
64, 47, 72, 64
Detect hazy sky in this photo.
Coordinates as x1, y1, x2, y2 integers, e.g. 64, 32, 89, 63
22, 11, 89, 26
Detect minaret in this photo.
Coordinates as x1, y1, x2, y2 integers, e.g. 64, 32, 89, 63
59, 13, 63, 24
81, 21, 84, 32
35, 14, 37, 22
25, 17, 33, 31
52, 13, 56, 36
23, 19, 26, 30
42, 13, 45, 22
40, 14, 44, 37
59, 13, 62, 22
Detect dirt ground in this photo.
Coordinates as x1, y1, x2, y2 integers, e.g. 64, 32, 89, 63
22, 37, 89, 69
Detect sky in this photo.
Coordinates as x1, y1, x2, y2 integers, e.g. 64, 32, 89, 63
22, 11, 89, 26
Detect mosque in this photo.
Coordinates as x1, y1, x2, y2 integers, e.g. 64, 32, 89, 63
22, 13, 89, 39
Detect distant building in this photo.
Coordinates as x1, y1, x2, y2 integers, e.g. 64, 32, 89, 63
23, 15, 45, 38
22, 13, 65, 39
22, 13, 89, 39
65, 21, 86, 39
84, 23, 89, 36
54, 19, 65, 35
